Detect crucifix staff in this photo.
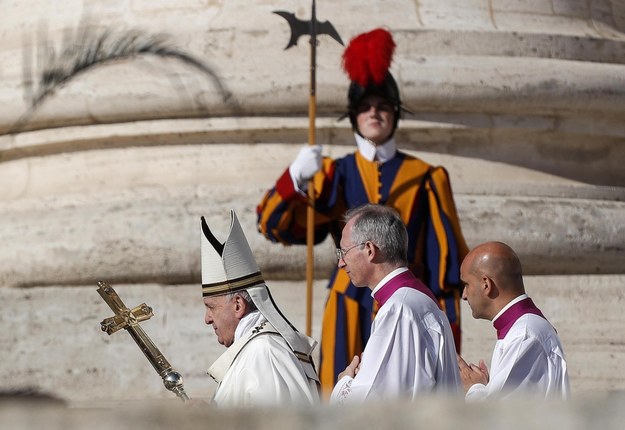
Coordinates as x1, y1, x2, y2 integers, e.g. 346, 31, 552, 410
274, 0, 343, 337
97, 281, 189, 402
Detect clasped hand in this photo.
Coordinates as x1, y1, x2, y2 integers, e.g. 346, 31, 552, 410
337, 355, 361, 380
457, 354, 489, 393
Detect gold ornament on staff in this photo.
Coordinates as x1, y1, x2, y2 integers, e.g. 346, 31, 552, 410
273, 0, 343, 336
96, 281, 190, 402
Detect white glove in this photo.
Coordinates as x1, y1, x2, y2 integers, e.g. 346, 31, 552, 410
289, 145, 322, 190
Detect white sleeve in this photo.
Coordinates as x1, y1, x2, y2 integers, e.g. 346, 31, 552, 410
465, 383, 488, 401
468, 333, 550, 400
329, 375, 355, 404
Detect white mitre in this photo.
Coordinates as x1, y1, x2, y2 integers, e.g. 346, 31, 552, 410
201, 210, 264, 297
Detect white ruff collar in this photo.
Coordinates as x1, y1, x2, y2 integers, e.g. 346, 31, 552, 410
355, 133, 397, 163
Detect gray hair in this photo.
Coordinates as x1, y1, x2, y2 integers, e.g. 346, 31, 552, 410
226, 289, 257, 311
344, 204, 408, 266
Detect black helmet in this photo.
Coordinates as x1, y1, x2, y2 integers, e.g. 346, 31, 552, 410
341, 28, 406, 136
346, 72, 402, 132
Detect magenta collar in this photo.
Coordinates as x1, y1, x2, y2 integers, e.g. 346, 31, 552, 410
373, 270, 438, 307
493, 297, 546, 340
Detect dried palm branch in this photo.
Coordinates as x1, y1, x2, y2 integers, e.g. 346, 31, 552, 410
13, 25, 236, 132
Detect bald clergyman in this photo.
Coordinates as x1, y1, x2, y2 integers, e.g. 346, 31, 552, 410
457, 241, 570, 400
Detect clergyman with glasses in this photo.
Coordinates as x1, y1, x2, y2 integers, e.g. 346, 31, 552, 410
330, 204, 462, 403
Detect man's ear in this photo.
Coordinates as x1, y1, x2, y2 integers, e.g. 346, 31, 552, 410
233, 294, 248, 319
365, 241, 378, 262
483, 276, 497, 298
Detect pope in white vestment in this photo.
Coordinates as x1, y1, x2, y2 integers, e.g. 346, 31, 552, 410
465, 294, 570, 401
209, 311, 319, 407
200, 211, 320, 408
330, 268, 462, 403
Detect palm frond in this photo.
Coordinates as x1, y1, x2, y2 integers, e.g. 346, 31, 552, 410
13, 25, 237, 132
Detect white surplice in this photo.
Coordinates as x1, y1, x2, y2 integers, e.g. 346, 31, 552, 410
330, 269, 462, 403
208, 311, 320, 407
466, 297, 570, 401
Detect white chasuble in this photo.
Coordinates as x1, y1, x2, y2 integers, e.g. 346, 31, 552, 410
209, 311, 319, 407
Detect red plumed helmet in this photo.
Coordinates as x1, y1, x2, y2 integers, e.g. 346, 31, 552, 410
342, 28, 396, 87
340, 28, 404, 134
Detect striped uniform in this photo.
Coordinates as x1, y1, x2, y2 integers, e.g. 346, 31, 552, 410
257, 149, 468, 392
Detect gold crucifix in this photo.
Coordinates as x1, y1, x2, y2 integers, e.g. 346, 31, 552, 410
97, 281, 189, 402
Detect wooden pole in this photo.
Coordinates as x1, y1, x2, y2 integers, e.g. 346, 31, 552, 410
305, 0, 318, 337
274, 0, 343, 337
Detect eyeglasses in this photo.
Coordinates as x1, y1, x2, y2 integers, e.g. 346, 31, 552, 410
335, 242, 366, 261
